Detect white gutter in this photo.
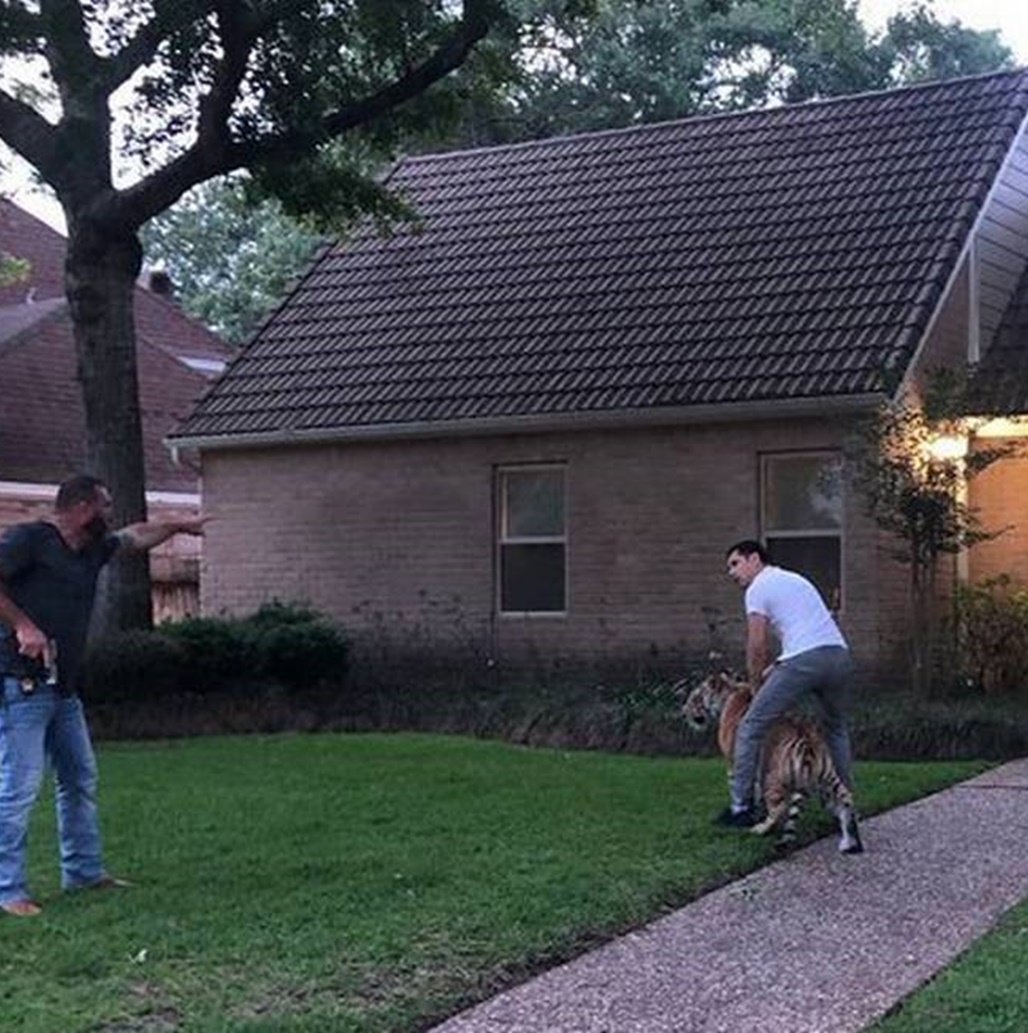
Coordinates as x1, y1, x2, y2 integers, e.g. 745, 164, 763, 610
975, 415, 1028, 438
167, 392, 884, 454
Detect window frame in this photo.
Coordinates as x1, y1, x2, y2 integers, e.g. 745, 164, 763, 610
759, 450, 845, 612
495, 462, 568, 618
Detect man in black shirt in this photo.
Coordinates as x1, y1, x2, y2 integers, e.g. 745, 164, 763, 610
0, 474, 204, 917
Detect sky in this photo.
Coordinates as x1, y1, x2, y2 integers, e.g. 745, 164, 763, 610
859, 0, 1028, 62
3, 0, 1027, 234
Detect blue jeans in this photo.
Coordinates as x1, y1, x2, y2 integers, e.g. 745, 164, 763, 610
0, 677, 104, 904
730, 645, 854, 811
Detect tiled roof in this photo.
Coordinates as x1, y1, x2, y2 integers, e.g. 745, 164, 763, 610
175, 70, 1028, 443
0, 202, 66, 306
0, 201, 233, 491
0, 298, 66, 347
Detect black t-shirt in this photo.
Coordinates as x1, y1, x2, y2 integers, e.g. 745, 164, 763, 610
0, 521, 119, 695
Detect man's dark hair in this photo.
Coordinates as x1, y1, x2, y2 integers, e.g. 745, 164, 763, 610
55, 474, 107, 512
725, 539, 769, 563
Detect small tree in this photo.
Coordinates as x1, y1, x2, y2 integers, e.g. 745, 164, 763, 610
848, 370, 1012, 695
140, 177, 324, 345
0, 249, 28, 286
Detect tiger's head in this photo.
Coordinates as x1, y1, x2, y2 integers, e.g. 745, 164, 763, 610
678, 671, 751, 731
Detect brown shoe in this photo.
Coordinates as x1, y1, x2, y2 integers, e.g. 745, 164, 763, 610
2, 899, 42, 917
88, 874, 133, 890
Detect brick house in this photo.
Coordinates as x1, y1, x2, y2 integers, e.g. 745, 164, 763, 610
0, 199, 231, 621
171, 71, 1028, 674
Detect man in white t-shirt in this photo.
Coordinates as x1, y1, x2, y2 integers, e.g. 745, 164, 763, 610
717, 539, 855, 828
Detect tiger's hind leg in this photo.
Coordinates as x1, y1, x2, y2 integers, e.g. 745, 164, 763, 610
750, 803, 788, 837
751, 781, 801, 849
820, 775, 864, 855
750, 770, 786, 836
770, 790, 804, 850
836, 806, 863, 854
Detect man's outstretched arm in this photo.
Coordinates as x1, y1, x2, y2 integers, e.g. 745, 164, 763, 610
117, 516, 207, 554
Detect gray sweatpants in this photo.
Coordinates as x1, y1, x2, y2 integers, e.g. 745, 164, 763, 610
730, 645, 854, 811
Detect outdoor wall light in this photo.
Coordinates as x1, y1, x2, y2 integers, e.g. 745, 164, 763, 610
926, 433, 969, 462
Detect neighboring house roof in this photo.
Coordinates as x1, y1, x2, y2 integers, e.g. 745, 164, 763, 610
174, 70, 1028, 447
0, 202, 66, 305
0, 199, 232, 492
0, 297, 66, 348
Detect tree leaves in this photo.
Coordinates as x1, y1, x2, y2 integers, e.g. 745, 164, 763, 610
140, 176, 324, 344
454, 0, 1015, 144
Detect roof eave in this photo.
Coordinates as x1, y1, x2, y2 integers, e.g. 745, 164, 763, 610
899, 95, 1028, 396
167, 392, 885, 455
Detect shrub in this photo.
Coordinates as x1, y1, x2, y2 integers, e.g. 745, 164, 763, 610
82, 603, 350, 706
246, 600, 325, 629
82, 630, 187, 703
247, 608, 350, 693
160, 604, 350, 695
956, 576, 1028, 695
163, 615, 258, 694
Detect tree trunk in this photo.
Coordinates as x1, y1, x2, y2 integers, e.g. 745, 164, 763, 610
909, 561, 927, 696
909, 550, 944, 698
65, 216, 153, 634
923, 561, 940, 699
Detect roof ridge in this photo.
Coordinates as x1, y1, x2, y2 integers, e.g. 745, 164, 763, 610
134, 285, 233, 360
0, 297, 69, 356
0, 196, 66, 241
395, 67, 1028, 170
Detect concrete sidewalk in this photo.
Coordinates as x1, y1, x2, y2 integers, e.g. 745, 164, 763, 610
431, 759, 1028, 1033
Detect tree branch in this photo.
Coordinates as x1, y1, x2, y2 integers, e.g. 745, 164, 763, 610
197, 2, 259, 147
0, 87, 61, 181
38, 0, 101, 98
0, 4, 43, 46
114, 1, 496, 228
101, 0, 217, 95
234, 2, 494, 168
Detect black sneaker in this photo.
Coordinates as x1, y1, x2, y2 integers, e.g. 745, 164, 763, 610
714, 806, 761, 828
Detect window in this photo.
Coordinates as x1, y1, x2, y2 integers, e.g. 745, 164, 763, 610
761, 452, 843, 610
497, 465, 566, 614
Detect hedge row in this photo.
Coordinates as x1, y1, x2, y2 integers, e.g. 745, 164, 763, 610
83, 602, 349, 702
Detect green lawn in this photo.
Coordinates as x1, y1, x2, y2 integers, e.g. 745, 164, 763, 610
2, 733, 988, 1033
871, 896, 1028, 1033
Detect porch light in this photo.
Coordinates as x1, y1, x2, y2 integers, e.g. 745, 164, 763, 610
926, 433, 968, 463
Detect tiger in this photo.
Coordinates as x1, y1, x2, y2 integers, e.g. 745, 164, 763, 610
678, 671, 863, 854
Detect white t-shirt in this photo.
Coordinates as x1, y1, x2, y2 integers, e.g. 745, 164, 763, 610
744, 565, 847, 660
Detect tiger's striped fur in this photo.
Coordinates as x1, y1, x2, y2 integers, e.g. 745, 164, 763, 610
679, 671, 863, 854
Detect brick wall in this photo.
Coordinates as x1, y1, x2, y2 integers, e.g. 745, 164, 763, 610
199, 416, 911, 673
968, 444, 1028, 584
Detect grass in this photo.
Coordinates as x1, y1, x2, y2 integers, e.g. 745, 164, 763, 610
2, 733, 990, 1033
871, 896, 1028, 1033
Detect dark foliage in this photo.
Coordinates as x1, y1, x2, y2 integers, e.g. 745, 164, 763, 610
81, 629, 188, 704
162, 615, 258, 694
250, 612, 351, 693
83, 602, 349, 703
956, 576, 1028, 695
